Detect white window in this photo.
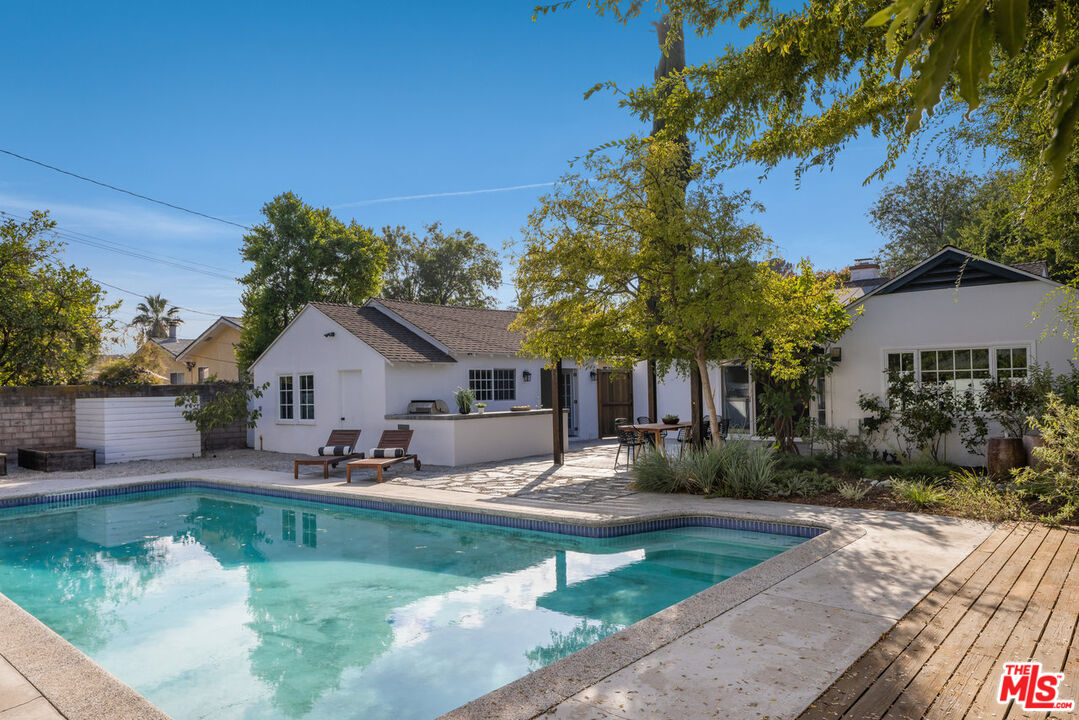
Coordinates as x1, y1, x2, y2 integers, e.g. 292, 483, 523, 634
279, 376, 294, 420
885, 346, 1030, 390
169, 372, 185, 385
197, 366, 210, 382
299, 374, 315, 420
493, 369, 516, 401
469, 369, 493, 401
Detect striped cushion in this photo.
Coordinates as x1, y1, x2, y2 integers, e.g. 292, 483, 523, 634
370, 447, 404, 458
317, 445, 352, 456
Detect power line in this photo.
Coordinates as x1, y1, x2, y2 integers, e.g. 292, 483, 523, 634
0, 209, 238, 281
90, 278, 229, 318
0, 148, 253, 231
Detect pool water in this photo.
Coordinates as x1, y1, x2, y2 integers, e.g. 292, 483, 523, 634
0, 489, 805, 720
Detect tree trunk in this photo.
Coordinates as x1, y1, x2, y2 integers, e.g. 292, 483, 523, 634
695, 353, 722, 447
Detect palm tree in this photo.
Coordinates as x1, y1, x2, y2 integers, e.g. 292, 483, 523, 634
132, 294, 183, 340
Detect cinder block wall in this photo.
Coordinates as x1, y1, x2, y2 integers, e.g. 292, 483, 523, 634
0, 385, 249, 457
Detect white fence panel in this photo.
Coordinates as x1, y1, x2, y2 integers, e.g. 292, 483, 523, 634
76, 397, 201, 464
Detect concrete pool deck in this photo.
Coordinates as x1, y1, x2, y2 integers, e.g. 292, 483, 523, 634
0, 446, 995, 720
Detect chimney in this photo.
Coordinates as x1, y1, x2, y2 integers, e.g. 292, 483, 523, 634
168, 324, 177, 341
850, 258, 880, 282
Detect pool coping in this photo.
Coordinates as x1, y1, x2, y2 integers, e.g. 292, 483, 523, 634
0, 473, 892, 720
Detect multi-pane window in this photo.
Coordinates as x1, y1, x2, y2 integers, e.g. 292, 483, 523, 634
469, 369, 517, 402
885, 346, 1029, 389
282, 510, 296, 542
169, 372, 185, 385
299, 374, 315, 420
302, 512, 318, 548
469, 369, 493, 401
996, 347, 1029, 378
279, 376, 294, 419
493, 369, 516, 401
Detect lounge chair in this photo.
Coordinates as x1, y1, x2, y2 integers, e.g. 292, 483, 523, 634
346, 429, 421, 483
293, 429, 362, 479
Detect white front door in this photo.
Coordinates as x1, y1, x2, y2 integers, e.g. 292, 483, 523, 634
338, 370, 365, 428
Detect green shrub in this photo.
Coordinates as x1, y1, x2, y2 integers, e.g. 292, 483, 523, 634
838, 455, 868, 478
1013, 394, 1079, 524
677, 446, 725, 494
771, 469, 838, 497
716, 441, 776, 499
837, 481, 870, 500
892, 477, 948, 508
865, 461, 954, 481
632, 451, 697, 493
942, 469, 1030, 523
775, 453, 836, 473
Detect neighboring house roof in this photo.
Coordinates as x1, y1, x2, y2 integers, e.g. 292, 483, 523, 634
1010, 260, 1049, 278
151, 336, 195, 357
850, 246, 1058, 308
310, 302, 456, 363
174, 315, 243, 362
372, 297, 522, 355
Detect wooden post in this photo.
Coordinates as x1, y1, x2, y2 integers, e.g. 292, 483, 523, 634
690, 363, 704, 448
647, 359, 658, 422
551, 359, 565, 465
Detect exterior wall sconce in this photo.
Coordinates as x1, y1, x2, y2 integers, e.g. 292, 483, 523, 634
830, 347, 842, 362
589, 370, 597, 381
522, 370, 532, 382
324, 331, 335, 338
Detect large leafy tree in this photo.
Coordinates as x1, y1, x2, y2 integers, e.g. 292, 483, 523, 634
237, 192, 386, 371
515, 140, 773, 443
869, 166, 980, 273
0, 211, 120, 385
547, 0, 1078, 193
380, 223, 501, 307
131, 294, 182, 340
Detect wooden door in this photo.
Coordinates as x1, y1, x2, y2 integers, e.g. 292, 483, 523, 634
596, 369, 633, 438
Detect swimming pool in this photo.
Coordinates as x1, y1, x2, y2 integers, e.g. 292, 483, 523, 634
0, 487, 809, 719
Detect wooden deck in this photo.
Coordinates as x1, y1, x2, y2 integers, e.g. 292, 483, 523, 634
799, 523, 1079, 720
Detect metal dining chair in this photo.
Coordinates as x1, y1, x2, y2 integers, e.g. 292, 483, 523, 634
614, 417, 643, 469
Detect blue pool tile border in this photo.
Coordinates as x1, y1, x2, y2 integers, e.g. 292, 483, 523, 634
0, 481, 826, 540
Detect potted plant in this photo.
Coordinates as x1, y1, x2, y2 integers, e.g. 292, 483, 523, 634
475, 402, 487, 415
454, 386, 476, 415
661, 413, 680, 425
980, 374, 1043, 474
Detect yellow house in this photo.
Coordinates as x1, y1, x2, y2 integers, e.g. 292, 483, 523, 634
150, 316, 243, 384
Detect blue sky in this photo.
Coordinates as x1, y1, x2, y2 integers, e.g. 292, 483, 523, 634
1, 1, 988, 344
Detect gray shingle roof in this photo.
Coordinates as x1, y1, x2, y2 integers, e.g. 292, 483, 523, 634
310, 302, 456, 363
152, 337, 195, 357
374, 298, 521, 355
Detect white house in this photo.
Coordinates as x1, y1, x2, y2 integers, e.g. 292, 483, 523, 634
252, 248, 1075, 468
250, 299, 592, 466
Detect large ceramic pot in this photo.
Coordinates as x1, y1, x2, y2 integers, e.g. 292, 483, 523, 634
1023, 434, 1045, 469
987, 437, 1026, 476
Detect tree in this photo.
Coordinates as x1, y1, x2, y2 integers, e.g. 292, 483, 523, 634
0, 211, 120, 385
551, 0, 1078, 195
869, 167, 979, 273
749, 263, 853, 452
380, 223, 501, 307
236, 192, 386, 371
131, 294, 182, 340
513, 140, 772, 444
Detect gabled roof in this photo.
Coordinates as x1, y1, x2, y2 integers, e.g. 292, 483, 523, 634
151, 336, 195, 357
851, 246, 1058, 307
310, 302, 456, 363
371, 298, 522, 355
174, 316, 243, 362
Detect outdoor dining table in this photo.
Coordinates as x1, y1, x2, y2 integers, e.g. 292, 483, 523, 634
618, 421, 692, 459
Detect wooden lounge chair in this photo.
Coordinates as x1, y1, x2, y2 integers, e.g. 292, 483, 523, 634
293, 429, 362, 479
346, 429, 421, 483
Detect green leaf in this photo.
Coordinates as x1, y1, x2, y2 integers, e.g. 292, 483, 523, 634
992, 0, 1028, 56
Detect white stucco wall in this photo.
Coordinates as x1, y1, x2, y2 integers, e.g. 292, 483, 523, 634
251, 306, 389, 454
828, 280, 1073, 465
384, 355, 544, 416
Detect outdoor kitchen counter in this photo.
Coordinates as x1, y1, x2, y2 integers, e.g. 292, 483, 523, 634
384, 409, 569, 466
